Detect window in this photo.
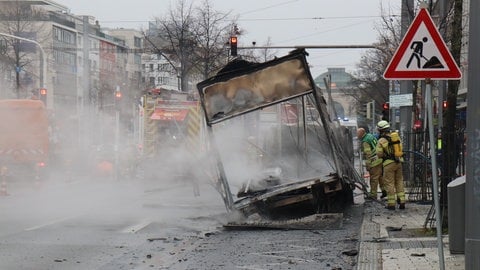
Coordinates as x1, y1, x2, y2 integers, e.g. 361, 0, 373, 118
52, 26, 76, 45
53, 50, 76, 66
149, 64, 154, 72
134, 36, 142, 47
135, 54, 141, 64
159, 63, 171, 72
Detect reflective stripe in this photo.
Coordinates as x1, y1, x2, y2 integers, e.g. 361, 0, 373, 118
387, 194, 396, 206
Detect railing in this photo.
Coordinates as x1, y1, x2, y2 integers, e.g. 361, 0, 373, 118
401, 130, 466, 203
403, 149, 433, 202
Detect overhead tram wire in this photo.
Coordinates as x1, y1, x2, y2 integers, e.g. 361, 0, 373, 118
98, 14, 400, 25
236, 15, 400, 22
238, 0, 299, 16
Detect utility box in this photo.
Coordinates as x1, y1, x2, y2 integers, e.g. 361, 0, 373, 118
447, 175, 465, 254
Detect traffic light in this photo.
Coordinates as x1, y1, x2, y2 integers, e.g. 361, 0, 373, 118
114, 89, 122, 110
39, 88, 47, 105
442, 100, 447, 110
366, 102, 373, 119
381, 102, 389, 121
230, 36, 238, 57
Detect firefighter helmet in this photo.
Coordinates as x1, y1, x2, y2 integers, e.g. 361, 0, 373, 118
377, 120, 390, 130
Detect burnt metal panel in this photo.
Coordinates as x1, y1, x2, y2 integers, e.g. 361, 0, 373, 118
197, 49, 315, 126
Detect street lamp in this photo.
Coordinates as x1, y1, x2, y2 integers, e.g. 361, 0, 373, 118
0, 32, 47, 106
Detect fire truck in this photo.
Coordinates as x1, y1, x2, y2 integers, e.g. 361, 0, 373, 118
137, 89, 201, 158
0, 99, 50, 183
134, 89, 205, 182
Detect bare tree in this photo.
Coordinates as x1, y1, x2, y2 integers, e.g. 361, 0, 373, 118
249, 37, 277, 62
352, 10, 401, 125
148, 0, 196, 92
193, 0, 235, 79
353, 12, 401, 126
0, 1, 49, 98
147, 0, 245, 92
438, 0, 463, 227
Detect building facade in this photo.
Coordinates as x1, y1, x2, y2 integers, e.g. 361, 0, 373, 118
314, 67, 359, 121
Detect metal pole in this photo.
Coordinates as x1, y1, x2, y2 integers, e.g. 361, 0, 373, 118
399, 0, 414, 134
371, 100, 375, 132
437, 0, 448, 130
426, 79, 445, 270
114, 109, 120, 181
465, 0, 480, 267
239, 44, 380, 50
114, 85, 121, 181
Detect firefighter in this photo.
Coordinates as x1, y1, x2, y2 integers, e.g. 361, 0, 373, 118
357, 128, 386, 200
376, 120, 406, 210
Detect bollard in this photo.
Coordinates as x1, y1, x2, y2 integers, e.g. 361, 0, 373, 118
447, 175, 465, 254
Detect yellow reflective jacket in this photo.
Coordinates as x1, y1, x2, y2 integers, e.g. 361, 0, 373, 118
361, 133, 382, 168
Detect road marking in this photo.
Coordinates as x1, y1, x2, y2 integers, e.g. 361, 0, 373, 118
120, 219, 151, 233
24, 215, 81, 231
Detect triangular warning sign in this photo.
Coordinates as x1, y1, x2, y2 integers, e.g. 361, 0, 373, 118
383, 8, 462, 80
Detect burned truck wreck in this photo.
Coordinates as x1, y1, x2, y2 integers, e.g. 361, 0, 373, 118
196, 49, 366, 220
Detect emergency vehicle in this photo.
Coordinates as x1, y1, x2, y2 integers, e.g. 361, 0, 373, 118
0, 99, 50, 182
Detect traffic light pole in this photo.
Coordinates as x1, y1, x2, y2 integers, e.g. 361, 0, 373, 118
114, 86, 121, 181
371, 100, 375, 131
114, 109, 120, 181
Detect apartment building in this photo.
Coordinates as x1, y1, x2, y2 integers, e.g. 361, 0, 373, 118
0, 0, 148, 114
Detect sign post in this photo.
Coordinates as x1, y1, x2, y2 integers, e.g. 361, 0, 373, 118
383, 7, 462, 270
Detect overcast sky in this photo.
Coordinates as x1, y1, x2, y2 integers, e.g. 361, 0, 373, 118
57, 0, 402, 76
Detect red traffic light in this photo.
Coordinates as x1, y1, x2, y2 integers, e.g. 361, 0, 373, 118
382, 102, 389, 110
442, 100, 447, 109
39, 88, 47, 95
230, 36, 238, 56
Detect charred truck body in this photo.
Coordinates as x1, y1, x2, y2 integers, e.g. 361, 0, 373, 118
196, 49, 365, 220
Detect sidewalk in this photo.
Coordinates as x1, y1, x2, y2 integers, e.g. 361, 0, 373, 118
357, 200, 465, 270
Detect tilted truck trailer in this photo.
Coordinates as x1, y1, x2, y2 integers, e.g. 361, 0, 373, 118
0, 99, 50, 183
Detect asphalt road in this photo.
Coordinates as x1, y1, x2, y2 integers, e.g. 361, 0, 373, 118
0, 175, 226, 270
0, 174, 364, 270
157, 204, 364, 270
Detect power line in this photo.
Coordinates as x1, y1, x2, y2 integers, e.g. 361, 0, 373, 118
277, 19, 375, 43
236, 15, 400, 22
239, 0, 299, 16
98, 15, 400, 25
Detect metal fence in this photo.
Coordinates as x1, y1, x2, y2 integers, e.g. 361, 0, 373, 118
401, 130, 466, 203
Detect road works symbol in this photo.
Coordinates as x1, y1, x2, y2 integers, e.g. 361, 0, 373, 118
383, 8, 462, 80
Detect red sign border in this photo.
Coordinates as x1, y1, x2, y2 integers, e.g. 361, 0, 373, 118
383, 8, 462, 80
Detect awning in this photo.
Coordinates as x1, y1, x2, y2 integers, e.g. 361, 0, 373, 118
150, 108, 189, 121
